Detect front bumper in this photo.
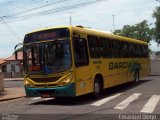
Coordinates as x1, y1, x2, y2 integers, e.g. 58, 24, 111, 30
25, 83, 76, 97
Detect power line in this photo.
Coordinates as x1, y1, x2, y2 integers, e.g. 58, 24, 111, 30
0, 0, 71, 22
0, 0, 69, 16
1, 0, 107, 23
0, 0, 42, 9
0, 0, 45, 16
0, 17, 22, 41
4, 0, 69, 18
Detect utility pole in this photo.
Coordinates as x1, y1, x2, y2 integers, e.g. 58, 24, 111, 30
69, 12, 72, 25
112, 15, 115, 32
67, 11, 73, 25
67, 11, 75, 25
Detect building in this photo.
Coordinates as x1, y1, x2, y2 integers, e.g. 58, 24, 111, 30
150, 52, 160, 60
0, 52, 23, 78
0, 58, 6, 72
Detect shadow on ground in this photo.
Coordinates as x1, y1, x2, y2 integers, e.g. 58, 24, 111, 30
29, 79, 152, 106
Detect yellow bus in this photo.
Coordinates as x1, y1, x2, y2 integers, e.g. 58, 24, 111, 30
20, 26, 150, 98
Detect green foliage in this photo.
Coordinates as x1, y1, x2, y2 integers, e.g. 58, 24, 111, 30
155, 51, 160, 56
114, 20, 153, 43
153, 6, 160, 45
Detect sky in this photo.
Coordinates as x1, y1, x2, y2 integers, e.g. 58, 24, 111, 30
0, 0, 159, 58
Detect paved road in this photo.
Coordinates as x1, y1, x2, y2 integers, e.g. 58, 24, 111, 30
4, 80, 24, 88
0, 75, 160, 120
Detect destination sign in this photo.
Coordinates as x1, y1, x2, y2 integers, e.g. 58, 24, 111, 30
24, 28, 70, 44
37, 32, 57, 40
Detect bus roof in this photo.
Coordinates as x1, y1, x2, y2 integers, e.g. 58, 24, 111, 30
26, 25, 148, 45
26, 26, 69, 34
71, 26, 148, 45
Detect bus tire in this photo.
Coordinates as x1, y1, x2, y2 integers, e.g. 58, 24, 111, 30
93, 78, 102, 98
134, 70, 139, 84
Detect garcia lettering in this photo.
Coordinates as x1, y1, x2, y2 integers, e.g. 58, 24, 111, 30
109, 61, 136, 70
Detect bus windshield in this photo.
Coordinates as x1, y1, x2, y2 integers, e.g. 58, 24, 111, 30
23, 40, 71, 75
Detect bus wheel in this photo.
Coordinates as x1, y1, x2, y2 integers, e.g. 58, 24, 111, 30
134, 70, 139, 84
93, 78, 102, 98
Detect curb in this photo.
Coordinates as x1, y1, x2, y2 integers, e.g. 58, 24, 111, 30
4, 80, 23, 81
4, 79, 23, 81
0, 95, 25, 102
149, 75, 160, 76
149, 74, 160, 76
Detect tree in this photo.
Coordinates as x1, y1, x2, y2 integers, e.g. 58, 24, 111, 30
114, 20, 153, 43
153, 6, 160, 45
155, 51, 160, 56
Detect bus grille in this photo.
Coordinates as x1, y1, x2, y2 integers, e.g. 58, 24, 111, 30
31, 77, 61, 83
37, 89, 55, 94
35, 84, 57, 87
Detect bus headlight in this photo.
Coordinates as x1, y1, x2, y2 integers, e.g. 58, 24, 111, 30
59, 75, 73, 86
25, 80, 33, 87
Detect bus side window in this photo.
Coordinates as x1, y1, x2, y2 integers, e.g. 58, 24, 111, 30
99, 37, 112, 58
121, 41, 130, 58
136, 44, 142, 58
143, 45, 149, 58
73, 38, 89, 67
87, 35, 100, 58
140, 45, 144, 58
129, 43, 134, 58
111, 39, 122, 58
133, 44, 138, 58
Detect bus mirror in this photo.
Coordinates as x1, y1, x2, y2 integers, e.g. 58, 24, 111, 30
15, 51, 18, 60
14, 43, 23, 60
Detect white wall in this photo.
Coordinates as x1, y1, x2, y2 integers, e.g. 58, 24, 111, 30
0, 72, 4, 92
6, 61, 20, 72
151, 60, 160, 74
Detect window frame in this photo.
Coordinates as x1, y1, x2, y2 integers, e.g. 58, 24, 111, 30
111, 39, 122, 58
121, 41, 130, 58
87, 35, 101, 58
73, 37, 89, 67
99, 37, 112, 58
